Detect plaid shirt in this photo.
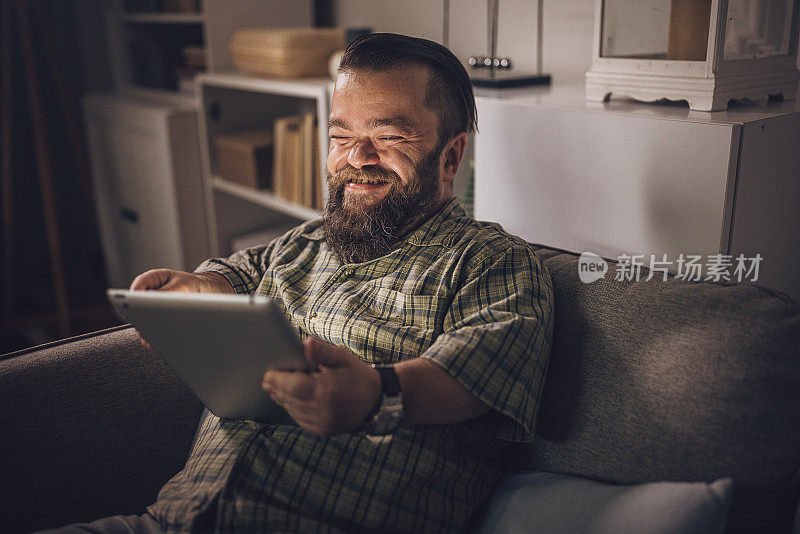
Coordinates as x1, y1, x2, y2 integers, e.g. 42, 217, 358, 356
148, 199, 553, 533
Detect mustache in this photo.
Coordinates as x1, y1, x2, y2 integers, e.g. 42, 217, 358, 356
327, 165, 401, 189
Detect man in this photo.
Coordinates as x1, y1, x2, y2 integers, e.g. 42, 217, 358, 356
66, 33, 553, 533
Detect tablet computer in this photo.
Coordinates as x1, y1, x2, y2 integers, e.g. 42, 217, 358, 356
107, 289, 310, 423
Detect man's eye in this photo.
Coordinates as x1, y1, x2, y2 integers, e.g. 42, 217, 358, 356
379, 136, 404, 141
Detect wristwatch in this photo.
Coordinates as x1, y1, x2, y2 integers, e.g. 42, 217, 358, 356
364, 364, 404, 436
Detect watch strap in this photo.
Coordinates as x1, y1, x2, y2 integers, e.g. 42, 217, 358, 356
365, 364, 404, 436
372, 364, 401, 397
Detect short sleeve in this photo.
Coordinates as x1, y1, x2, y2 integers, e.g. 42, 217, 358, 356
194, 225, 310, 295
421, 243, 554, 441
195, 245, 275, 295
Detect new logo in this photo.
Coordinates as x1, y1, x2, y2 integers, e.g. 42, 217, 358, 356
578, 252, 608, 284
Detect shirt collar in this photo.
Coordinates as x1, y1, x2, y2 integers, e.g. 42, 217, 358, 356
404, 198, 465, 247
303, 224, 326, 241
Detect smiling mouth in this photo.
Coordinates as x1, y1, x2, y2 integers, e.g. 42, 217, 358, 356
345, 178, 392, 192
332, 165, 398, 191
346, 178, 390, 185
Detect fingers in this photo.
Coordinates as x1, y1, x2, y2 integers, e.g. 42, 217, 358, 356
129, 269, 233, 294
157, 271, 199, 292
263, 377, 337, 437
303, 337, 354, 369
129, 269, 174, 291
135, 330, 153, 352
262, 370, 325, 432
262, 344, 382, 436
262, 370, 316, 401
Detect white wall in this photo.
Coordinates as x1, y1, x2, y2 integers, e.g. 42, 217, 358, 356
334, 0, 445, 42
541, 0, 595, 83
334, 0, 800, 87
334, 0, 596, 84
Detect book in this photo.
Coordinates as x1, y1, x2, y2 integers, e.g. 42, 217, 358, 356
273, 113, 320, 209
301, 112, 317, 209
272, 115, 304, 202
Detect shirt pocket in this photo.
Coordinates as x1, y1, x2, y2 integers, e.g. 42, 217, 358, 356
349, 284, 444, 361
362, 286, 438, 330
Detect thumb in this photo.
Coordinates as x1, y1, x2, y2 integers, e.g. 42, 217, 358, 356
304, 337, 353, 369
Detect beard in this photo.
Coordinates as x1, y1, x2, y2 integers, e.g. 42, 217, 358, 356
323, 147, 443, 264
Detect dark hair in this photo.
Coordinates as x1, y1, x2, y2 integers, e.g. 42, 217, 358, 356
338, 32, 477, 146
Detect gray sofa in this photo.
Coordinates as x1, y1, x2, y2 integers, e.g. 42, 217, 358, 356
1, 245, 798, 533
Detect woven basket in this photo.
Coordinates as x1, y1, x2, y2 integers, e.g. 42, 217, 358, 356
230, 28, 345, 78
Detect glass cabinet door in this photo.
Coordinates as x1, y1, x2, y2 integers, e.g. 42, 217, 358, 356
723, 0, 796, 60
600, 0, 713, 61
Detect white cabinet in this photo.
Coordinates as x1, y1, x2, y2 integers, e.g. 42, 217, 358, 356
197, 74, 331, 256
84, 1, 313, 286
83, 94, 208, 288
474, 85, 800, 300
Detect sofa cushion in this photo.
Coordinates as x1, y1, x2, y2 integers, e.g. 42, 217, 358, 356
472, 471, 732, 534
0, 326, 204, 533
515, 246, 800, 533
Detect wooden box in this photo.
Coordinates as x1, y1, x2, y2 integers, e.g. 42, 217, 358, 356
214, 130, 273, 190
230, 28, 345, 78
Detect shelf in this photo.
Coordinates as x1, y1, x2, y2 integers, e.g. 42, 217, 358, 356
120, 13, 203, 24
212, 177, 321, 221
198, 73, 333, 100
198, 66, 327, 256
119, 85, 199, 109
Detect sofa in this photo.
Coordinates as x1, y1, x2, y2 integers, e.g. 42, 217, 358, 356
1, 245, 798, 533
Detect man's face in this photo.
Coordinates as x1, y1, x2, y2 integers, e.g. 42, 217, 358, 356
323, 65, 453, 264
326, 65, 449, 210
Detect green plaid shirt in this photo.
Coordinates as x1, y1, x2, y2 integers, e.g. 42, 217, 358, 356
148, 199, 553, 533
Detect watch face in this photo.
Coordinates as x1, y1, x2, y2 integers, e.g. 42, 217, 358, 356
366, 394, 404, 436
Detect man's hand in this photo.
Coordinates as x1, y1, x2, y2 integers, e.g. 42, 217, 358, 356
129, 268, 234, 294
128, 269, 234, 350
262, 337, 382, 437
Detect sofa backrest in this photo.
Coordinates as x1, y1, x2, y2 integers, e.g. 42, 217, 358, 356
517, 246, 800, 533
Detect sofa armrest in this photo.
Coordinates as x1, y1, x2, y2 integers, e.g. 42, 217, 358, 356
0, 325, 203, 533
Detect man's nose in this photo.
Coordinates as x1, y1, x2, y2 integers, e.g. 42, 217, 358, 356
347, 138, 379, 168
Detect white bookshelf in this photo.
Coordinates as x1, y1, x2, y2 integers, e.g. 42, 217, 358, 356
84, 1, 314, 286
197, 74, 333, 255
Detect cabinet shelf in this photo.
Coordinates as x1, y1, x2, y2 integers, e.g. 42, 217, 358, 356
199, 73, 334, 100
106, 0, 312, 94
212, 177, 321, 222
118, 85, 198, 108
199, 73, 331, 255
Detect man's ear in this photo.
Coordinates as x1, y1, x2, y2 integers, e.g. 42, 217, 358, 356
441, 132, 468, 184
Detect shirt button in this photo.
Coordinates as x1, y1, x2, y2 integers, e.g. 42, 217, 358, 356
308, 312, 317, 323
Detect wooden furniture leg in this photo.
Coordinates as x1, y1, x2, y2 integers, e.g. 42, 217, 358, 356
16, 1, 71, 338
32, 0, 101, 236
1, 1, 15, 332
